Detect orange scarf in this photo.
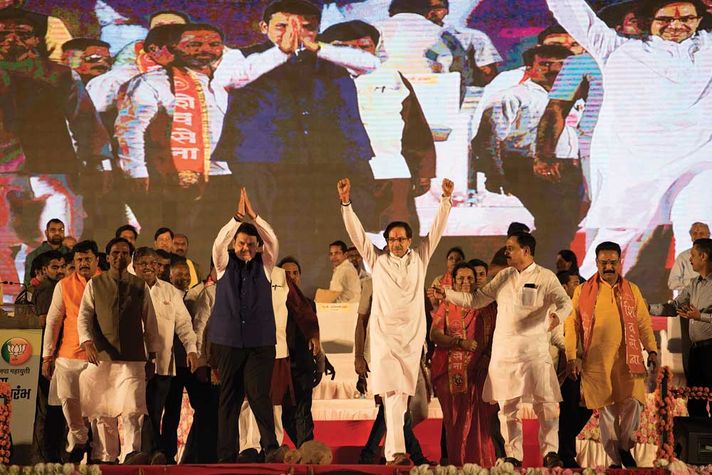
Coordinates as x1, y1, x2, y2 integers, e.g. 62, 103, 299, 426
577, 275, 646, 375
440, 271, 453, 289
444, 304, 475, 394
170, 67, 211, 187
134, 41, 157, 73
57, 269, 101, 360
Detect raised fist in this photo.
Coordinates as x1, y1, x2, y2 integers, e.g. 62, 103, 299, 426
337, 178, 351, 203
441, 178, 454, 197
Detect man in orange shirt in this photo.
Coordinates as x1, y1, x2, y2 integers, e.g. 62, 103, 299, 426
42, 240, 102, 462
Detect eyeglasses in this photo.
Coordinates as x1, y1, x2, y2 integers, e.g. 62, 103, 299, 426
83, 54, 111, 63
652, 15, 700, 24
387, 237, 410, 244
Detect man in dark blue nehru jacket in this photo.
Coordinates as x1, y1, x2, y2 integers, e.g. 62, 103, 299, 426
207, 187, 281, 463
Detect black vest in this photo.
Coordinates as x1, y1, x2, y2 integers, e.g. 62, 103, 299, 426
208, 252, 276, 349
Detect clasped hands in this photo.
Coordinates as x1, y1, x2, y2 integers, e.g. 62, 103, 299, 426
235, 187, 257, 221
276, 17, 321, 55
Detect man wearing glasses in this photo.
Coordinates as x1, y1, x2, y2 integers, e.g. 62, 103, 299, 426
61, 38, 113, 85
337, 176, 453, 466
547, 0, 712, 278
548, 0, 712, 275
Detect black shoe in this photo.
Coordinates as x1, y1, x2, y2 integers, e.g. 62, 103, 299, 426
358, 450, 377, 464
562, 458, 581, 468
504, 457, 523, 467
236, 448, 260, 463
620, 449, 637, 468
543, 451, 564, 468
609, 464, 622, 469
123, 451, 150, 465
64, 444, 87, 463
411, 455, 435, 466
150, 451, 168, 465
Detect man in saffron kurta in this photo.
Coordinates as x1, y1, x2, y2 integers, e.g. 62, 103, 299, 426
565, 241, 657, 468
42, 240, 101, 462
338, 176, 453, 466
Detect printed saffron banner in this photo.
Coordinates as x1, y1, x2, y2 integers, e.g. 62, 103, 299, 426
0, 328, 42, 446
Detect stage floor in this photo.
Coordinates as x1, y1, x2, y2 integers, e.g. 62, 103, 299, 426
99, 464, 670, 475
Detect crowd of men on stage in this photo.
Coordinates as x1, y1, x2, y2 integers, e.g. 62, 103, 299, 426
3, 0, 712, 469
19, 198, 712, 468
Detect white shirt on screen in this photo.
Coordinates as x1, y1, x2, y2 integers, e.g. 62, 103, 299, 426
492, 79, 579, 158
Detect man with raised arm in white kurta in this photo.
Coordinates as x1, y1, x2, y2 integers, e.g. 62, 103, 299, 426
338, 176, 453, 465
546, 0, 712, 277
434, 232, 572, 467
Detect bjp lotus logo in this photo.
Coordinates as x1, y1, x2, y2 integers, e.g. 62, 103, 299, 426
1, 338, 32, 365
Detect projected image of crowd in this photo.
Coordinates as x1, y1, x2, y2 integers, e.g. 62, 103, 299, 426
2, 0, 712, 469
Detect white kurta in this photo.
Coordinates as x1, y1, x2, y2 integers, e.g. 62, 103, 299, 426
329, 259, 362, 304
446, 263, 572, 402
468, 66, 526, 139
271, 266, 290, 359
148, 279, 197, 376
355, 66, 412, 180
192, 284, 216, 366
376, 13, 444, 75
548, 0, 712, 230
342, 195, 452, 395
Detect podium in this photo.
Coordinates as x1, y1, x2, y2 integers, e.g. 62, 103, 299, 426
0, 303, 43, 465
315, 302, 358, 354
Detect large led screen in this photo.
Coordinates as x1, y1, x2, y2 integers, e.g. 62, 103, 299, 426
2, 0, 711, 300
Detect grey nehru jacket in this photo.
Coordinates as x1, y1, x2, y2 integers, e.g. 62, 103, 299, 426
90, 272, 155, 361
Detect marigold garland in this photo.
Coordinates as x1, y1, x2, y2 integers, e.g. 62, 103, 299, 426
655, 366, 712, 463
0, 381, 11, 464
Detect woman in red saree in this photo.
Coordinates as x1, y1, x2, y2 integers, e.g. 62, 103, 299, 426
430, 261, 497, 467
428, 247, 465, 312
